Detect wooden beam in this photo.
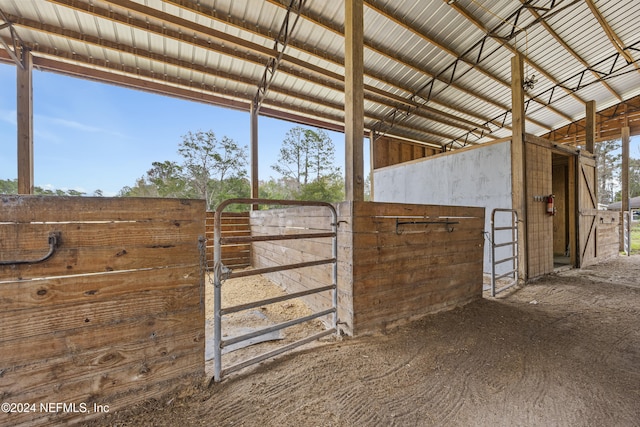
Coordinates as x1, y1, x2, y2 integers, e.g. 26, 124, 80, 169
511, 53, 527, 281
344, 0, 365, 202
585, 100, 596, 153
585, 0, 639, 72
17, 50, 33, 195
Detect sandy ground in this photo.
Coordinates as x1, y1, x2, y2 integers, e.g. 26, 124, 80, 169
91, 256, 639, 426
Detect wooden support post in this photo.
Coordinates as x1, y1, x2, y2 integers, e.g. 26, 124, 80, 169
368, 130, 375, 201
17, 50, 33, 195
250, 101, 259, 206
511, 53, 527, 281
621, 126, 630, 254
344, 0, 365, 202
585, 100, 596, 153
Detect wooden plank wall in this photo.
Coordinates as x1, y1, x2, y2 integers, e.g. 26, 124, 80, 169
206, 211, 251, 269
373, 135, 440, 169
250, 206, 335, 321
525, 142, 554, 277
0, 196, 205, 427
338, 201, 485, 335
597, 211, 620, 261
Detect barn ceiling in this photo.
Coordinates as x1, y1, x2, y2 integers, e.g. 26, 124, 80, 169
1, 0, 639, 150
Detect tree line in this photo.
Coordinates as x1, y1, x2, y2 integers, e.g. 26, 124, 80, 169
594, 140, 640, 205
118, 127, 344, 210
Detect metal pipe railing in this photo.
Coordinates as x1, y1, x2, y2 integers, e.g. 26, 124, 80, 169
212, 198, 338, 382
491, 209, 519, 297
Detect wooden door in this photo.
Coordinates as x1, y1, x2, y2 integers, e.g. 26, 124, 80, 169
577, 155, 598, 267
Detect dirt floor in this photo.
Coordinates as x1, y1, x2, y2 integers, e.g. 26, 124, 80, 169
92, 256, 639, 426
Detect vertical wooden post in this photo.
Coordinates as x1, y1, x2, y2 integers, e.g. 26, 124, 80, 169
585, 100, 596, 153
17, 50, 34, 195
621, 126, 630, 254
368, 130, 375, 201
344, 0, 365, 202
511, 53, 527, 281
250, 101, 259, 205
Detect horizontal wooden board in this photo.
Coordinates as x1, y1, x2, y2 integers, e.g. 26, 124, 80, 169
4, 351, 202, 427
0, 266, 201, 310
1, 195, 205, 223
1, 326, 203, 400
0, 307, 202, 368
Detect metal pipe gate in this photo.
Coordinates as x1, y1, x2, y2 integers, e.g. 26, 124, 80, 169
212, 198, 338, 382
623, 211, 630, 256
490, 208, 519, 297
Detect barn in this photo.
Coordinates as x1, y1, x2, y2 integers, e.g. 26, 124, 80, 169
1, 1, 639, 425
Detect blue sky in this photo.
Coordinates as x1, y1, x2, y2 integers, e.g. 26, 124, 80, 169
0, 62, 349, 196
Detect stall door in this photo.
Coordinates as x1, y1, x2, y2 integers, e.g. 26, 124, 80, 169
577, 155, 598, 267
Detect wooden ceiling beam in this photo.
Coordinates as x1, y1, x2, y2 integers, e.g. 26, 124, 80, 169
261, 0, 544, 132
44, 0, 488, 140
584, 0, 640, 73
165, 0, 495, 135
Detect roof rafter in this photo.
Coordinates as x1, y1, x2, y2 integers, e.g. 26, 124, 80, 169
519, 0, 622, 101
584, 0, 640, 73
262, 0, 552, 133
167, 0, 500, 137
447, 0, 587, 109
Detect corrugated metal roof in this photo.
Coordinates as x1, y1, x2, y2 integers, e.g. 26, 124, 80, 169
1, 0, 640, 149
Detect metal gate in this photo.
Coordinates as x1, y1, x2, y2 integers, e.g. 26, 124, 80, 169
490, 208, 519, 297
212, 198, 338, 382
623, 211, 631, 256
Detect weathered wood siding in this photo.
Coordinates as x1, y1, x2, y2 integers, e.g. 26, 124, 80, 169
250, 206, 335, 320
0, 196, 205, 426
206, 211, 251, 269
597, 211, 620, 261
339, 201, 485, 335
525, 142, 554, 277
373, 135, 440, 169
250, 202, 484, 336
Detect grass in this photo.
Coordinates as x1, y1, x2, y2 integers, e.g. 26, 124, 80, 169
631, 221, 640, 255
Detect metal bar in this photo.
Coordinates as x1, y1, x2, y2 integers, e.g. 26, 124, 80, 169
494, 255, 517, 264
493, 281, 518, 295
494, 226, 517, 231
222, 308, 335, 348
491, 209, 518, 298
228, 258, 336, 279
222, 231, 334, 244
0, 231, 60, 265
222, 329, 336, 377
495, 270, 517, 281
212, 197, 338, 382
494, 241, 517, 248
221, 284, 335, 315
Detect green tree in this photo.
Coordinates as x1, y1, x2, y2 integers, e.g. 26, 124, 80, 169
630, 157, 640, 198
0, 178, 18, 194
178, 130, 249, 209
146, 161, 190, 198
296, 174, 344, 203
594, 139, 620, 204
271, 127, 344, 202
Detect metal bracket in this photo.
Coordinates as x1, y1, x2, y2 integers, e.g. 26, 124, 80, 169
396, 218, 458, 234
0, 231, 61, 265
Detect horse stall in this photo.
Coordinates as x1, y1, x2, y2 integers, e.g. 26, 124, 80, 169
0, 196, 205, 426
372, 134, 620, 282
247, 200, 485, 336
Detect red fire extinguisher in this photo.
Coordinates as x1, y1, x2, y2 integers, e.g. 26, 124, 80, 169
546, 194, 555, 216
